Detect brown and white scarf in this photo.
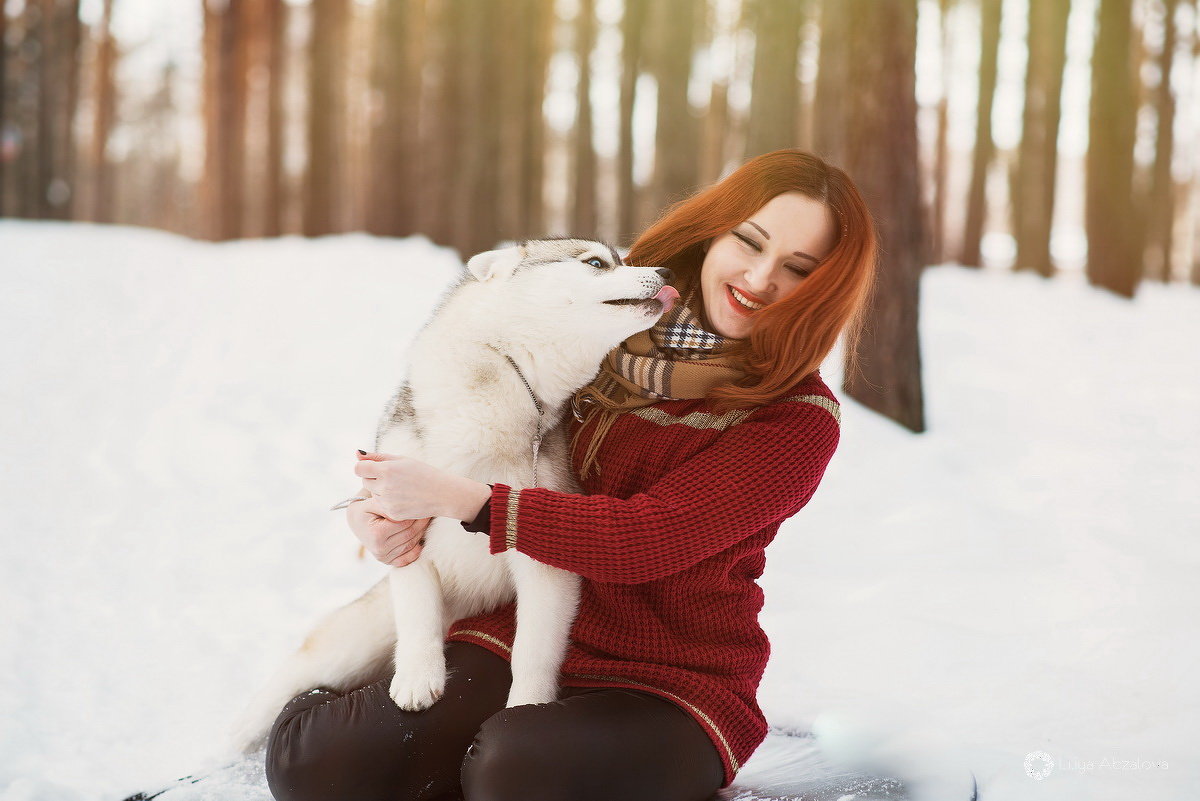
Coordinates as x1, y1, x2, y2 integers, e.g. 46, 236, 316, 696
570, 286, 747, 478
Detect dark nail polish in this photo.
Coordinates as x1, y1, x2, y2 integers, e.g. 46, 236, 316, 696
357, 449, 367, 455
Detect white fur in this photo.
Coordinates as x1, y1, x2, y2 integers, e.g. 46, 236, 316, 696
229, 239, 672, 753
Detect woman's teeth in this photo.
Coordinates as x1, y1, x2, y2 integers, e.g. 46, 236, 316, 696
729, 286, 764, 310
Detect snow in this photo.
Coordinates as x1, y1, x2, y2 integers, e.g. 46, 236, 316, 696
1, 220, 1196, 800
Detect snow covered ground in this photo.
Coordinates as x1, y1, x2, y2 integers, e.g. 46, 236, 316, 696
1, 220, 1196, 801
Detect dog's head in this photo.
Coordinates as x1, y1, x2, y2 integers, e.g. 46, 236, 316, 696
464, 238, 679, 345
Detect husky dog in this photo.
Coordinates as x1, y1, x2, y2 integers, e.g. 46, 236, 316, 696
230, 238, 680, 753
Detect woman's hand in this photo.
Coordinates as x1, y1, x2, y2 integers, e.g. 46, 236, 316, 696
353, 451, 491, 523
346, 491, 431, 567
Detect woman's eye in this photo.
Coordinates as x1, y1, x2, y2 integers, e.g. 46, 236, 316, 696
584, 257, 605, 268
734, 232, 762, 252
788, 266, 811, 278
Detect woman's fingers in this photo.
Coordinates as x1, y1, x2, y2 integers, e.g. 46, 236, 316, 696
379, 531, 423, 567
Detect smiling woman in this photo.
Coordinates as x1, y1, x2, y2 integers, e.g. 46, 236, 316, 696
698, 191, 838, 340
260, 150, 880, 801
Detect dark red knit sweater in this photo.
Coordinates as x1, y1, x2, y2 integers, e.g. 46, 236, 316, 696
446, 371, 841, 787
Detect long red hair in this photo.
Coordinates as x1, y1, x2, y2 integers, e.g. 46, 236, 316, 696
627, 149, 879, 412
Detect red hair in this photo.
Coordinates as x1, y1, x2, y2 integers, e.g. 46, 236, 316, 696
625, 149, 879, 412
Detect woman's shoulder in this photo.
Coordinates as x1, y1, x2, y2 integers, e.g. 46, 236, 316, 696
753, 370, 841, 425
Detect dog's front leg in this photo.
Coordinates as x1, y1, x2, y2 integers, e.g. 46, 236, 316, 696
388, 558, 448, 711
505, 554, 582, 707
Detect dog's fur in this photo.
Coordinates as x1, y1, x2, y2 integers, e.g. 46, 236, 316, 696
230, 239, 675, 753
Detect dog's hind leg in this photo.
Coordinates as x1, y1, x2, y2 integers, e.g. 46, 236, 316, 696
227, 576, 396, 755
388, 558, 449, 711
505, 554, 582, 707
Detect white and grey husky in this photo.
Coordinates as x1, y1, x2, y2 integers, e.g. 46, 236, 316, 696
230, 238, 679, 753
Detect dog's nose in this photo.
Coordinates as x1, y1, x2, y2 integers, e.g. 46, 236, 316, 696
655, 268, 674, 281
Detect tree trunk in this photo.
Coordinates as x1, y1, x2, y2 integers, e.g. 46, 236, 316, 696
262, 0, 286, 237
744, 0, 805, 158
813, 0, 850, 167
617, 0, 648, 244
1086, 0, 1141, 296
89, 0, 117, 223
203, 0, 247, 240
930, 0, 954, 265
303, 0, 348, 237
1144, 0, 1179, 282
572, 0, 597, 236
836, 0, 926, 433
1011, 0, 1070, 276
36, 0, 81, 219
2, 1, 11, 215
960, 0, 1002, 268
366, 0, 417, 237
450, 0, 503, 257
650, 0, 698, 216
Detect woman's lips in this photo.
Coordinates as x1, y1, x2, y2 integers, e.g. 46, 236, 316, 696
725, 284, 761, 316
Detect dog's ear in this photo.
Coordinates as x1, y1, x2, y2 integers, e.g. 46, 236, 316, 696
466, 246, 524, 281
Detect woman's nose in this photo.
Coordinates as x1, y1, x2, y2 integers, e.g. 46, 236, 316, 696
743, 262, 774, 294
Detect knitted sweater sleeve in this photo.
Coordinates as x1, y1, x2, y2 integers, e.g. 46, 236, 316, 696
485, 398, 840, 585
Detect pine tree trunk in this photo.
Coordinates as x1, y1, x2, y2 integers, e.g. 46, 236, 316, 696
451, 0, 503, 257
650, 0, 698, 216
420, 0, 461, 247
960, 0, 1002, 268
1144, 0, 1179, 282
617, 0, 647, 243
931, 0, 954, 265
366, 0, 418, 237
89, 0, 117, 223
515, 0, 553, 239
262, 0, 286, 237
837, 0, 926, 433
303, 0, 348, 237
813, 0, 849, 166
572, 0, 597, 236
744, 0, 804, 157
0, 2, 6, 215
203, 0, 247, 240
1086, 0, 1141, 296
1011, 0, 1070, 276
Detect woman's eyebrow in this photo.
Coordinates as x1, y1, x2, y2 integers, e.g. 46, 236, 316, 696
746, 220, 820, 264
746, 221, 771, 239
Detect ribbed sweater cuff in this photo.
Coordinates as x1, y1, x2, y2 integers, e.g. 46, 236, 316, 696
487, 483, 517, 554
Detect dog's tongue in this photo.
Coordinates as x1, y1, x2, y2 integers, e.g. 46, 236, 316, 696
654, 285, 680, 313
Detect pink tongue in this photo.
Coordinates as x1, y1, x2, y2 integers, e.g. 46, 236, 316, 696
653, 285, 680, 313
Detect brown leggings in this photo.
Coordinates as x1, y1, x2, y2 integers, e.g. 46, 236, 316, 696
265, 641, 725, 801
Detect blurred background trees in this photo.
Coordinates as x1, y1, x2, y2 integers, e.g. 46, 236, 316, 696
2, 0, 1198, 423
3, 0, 1197, 297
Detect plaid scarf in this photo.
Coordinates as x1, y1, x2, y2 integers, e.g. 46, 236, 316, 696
570, 287, 746, 478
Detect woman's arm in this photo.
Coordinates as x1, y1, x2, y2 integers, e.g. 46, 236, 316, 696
483, 398, 840, 585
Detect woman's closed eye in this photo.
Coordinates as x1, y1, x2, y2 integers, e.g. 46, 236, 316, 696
733, 231, 761, 252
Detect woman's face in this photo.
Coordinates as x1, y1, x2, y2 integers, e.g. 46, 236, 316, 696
698, 191, 837, 340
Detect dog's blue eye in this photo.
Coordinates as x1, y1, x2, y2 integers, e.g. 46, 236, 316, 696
584, 257, 605, 269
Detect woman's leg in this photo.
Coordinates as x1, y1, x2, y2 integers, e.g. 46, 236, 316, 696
460, 686, 725, 801
265, 641, 512, 801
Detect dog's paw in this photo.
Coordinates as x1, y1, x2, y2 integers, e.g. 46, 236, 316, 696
389, 660, 446, 712
388, 671, 446, 709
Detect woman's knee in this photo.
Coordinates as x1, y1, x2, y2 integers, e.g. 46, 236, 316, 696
460, 705, 558, 801
265, 681, 419, 801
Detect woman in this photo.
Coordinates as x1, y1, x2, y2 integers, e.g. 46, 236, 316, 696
265, 149, 878, 801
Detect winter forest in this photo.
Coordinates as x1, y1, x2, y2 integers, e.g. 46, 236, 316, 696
3, 0, 1198, 281
2, 1, 1198, 800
